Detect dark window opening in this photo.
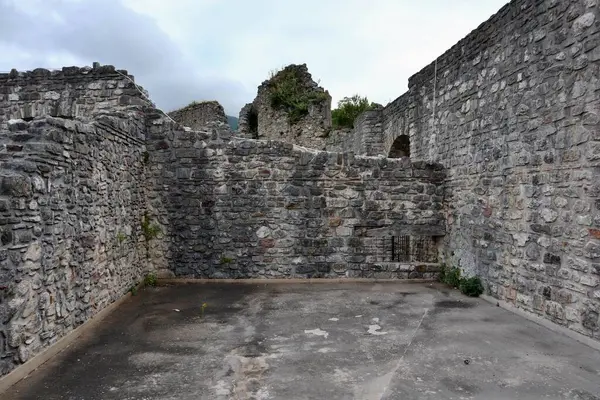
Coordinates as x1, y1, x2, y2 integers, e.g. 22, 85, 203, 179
248, 108, 258, 138
388, 135, 410, 158
381, 235, 438, 263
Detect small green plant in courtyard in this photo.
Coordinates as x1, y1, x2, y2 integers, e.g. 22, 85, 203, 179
439, 264, 461, 288
439, 265, 484, 297
130, 285, 138, 296
200, 302, 208, 318
459, 276, 484, 297
144, 272, 157, 287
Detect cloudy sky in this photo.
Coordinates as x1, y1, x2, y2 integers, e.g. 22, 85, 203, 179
1, 0, 508, 116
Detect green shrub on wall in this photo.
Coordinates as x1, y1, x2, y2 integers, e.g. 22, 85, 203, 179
331, 95, 377, 129
268, 67, 329, 125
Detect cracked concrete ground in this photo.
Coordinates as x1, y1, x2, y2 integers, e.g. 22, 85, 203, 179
2, 282, 600, 400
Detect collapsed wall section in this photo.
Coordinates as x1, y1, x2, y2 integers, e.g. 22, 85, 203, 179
370, 0, 600, 340
147, 119, 445, 279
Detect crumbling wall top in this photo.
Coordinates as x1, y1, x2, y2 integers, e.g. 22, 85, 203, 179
0, 63, 152, 126
239, 63, 332, 149
168, 100, 229, 130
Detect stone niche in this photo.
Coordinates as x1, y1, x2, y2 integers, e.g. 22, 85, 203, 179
168, 100, 229, 130
355, 224, 444, 265
238, 64, 332, 149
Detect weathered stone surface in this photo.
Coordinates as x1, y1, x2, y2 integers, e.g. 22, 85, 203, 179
325, 0, 600, 342
0, 64, 158, 377
168, 101, 229, 130
238, 64, 332, 150
0, 0, 599, 380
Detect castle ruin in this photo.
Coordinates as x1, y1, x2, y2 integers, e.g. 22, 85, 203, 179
0, 0, 598, 378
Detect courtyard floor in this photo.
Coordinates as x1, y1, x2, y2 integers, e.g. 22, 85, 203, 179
1, 282, 599, 400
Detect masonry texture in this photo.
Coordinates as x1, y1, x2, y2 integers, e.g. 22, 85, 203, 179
146, 119, 445, 278
0, 66, 166, 376
0, 0, 599, 380
239, 64, 332, 150
168, 100, 229, 130
329, 0, 600, 341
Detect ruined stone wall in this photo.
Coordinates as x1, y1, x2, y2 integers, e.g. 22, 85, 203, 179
239, 64, 332, 149
327, 110, 386, 156
0, 67, 156, 375
147, 120, 445, 279
0, 65, 148, 126
359, 0, 600, 340
168, 101, 228, 130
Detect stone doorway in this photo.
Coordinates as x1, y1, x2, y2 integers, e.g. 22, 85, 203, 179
388, 135, 410, 158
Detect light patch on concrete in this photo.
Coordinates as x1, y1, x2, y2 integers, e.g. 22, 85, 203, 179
212, 380, 231, 396
367, 325, 388, 335
328, 317, 339, 321
355, 315, 363, 318
317, 348, 336, 353
304, 328, 329, 338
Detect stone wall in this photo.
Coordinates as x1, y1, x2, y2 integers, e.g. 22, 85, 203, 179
327, 110, 386, 156
0, 64, 149, 126
168, 100, 229, 130
347, 0, 600, 341
239, 64, 332, 149
147, 118, 445, 279
0, 66, 157, 375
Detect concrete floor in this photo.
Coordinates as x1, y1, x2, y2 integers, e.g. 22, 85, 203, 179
2, 282, 600, 400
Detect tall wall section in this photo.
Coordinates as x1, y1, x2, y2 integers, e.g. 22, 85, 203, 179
0, 67, 157, 375
360, 0, 600, 340
146, 118, 446, 279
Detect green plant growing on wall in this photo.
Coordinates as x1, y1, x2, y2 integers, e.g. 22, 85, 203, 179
141, 213, 161, 260
141, 213, 161, 242
130, 285, 138, 296
116, 232, 127, 244
220, 256, 234, 264
268, 67, 329, 125
331, 95, 378, 129
142, 151, 150, 165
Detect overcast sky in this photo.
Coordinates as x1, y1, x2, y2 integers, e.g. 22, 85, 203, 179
1, 0, 508, 116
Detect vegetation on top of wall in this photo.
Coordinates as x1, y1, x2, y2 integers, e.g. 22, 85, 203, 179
268, 67, 329, 125
331, 95, 378, 129
439, 265, 484, 297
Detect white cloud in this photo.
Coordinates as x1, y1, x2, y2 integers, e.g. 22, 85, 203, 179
1, 0, 508, 115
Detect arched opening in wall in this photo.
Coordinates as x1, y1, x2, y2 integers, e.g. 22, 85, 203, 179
249, 108, 258, 139
388, 135, 410, 158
